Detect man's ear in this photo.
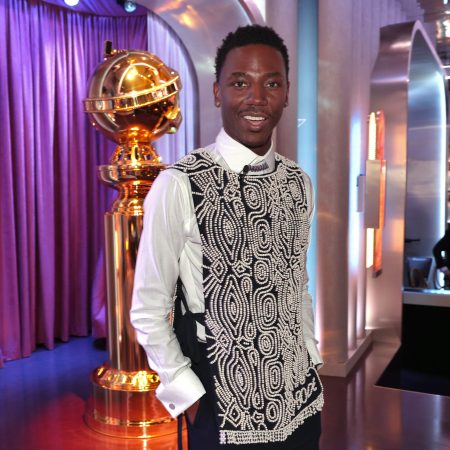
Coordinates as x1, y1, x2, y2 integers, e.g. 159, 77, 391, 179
285, 81, 290, 107
213, 81, 221, 107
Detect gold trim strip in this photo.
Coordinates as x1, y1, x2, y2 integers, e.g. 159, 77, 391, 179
93, 367, 160, 391
91, 410, 175, 427
84, 77, 181, 112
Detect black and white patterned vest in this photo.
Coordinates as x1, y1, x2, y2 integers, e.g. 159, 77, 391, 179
172, 149, 324, 445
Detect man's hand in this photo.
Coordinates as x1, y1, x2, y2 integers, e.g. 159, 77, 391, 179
185, 399, 200, 425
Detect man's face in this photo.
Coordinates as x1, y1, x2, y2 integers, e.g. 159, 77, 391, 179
213, 44, 289, 156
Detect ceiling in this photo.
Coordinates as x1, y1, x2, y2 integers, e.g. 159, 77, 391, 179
417, 0, 450, 65
418, 0, 450, 21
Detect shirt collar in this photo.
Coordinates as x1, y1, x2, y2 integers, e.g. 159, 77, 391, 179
214, 128, 275, 174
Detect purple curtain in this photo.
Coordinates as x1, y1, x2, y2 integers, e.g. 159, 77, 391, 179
0, 0, 151, 365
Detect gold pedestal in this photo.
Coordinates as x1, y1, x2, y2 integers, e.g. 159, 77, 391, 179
85, 366, 176, 438
85, 161, 175, 438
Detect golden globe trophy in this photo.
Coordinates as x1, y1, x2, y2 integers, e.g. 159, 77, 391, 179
83, 42, 182, 439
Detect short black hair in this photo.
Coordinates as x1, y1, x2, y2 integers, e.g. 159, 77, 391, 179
214, 25, 289, 82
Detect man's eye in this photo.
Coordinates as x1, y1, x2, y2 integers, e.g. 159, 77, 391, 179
266, 81, 280, 88
233, 81, 247, 88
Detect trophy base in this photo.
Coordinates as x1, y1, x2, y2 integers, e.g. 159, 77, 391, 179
85, 365, 177, 438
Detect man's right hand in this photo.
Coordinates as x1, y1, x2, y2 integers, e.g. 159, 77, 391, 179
185, 399, 200, 425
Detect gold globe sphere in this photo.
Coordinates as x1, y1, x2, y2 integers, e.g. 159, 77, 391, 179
84, 45, 182, 164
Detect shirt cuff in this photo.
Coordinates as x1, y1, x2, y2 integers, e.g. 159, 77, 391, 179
155, 367, 206, 418
305, 338, 324, 369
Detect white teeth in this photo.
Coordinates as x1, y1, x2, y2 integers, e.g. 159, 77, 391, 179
243, 115, 265, 122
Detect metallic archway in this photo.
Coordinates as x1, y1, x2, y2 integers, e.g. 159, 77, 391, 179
366, 21, 447, 340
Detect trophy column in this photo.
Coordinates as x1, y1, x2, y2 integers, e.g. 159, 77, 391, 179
83, 44, 182, 438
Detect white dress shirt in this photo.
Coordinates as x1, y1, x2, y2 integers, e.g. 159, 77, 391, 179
130, 128, 323, 418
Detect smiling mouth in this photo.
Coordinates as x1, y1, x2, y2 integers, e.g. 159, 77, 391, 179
242, 115, 267, 123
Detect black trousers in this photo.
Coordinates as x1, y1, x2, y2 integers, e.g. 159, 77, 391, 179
186, 344, 321, 450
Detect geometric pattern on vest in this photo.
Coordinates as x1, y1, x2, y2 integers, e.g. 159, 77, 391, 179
171, 150, 324, 445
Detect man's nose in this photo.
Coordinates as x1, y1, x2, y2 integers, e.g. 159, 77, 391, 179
246, 83, 267, 105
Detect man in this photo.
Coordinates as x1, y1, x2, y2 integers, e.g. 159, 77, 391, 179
131, 25, 324, 449
433, 227, 450, 289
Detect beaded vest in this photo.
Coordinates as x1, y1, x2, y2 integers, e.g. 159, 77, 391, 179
171, 150, 324, 445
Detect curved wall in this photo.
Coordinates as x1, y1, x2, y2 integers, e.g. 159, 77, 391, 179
405, 32, 447, 261
367, 21, 446, 340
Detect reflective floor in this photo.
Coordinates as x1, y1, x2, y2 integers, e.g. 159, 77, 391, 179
0, 337, 449, 450
320, 341, 450, 450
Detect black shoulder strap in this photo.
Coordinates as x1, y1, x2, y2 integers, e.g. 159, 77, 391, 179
177, 414, 183, 450
173, 279, 204, 363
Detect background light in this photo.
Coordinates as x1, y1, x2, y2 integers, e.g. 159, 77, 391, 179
64, 0, 79, 6
123, 1, 137, 13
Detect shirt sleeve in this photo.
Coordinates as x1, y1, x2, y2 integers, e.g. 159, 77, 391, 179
130, 169, 206, 418
302, 173, 324, 369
